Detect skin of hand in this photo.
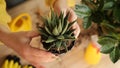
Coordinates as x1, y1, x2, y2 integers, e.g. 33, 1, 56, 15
53, 0, 80, 38
0, 30, 57, 68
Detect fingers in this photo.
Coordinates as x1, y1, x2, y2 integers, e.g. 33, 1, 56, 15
26, 31, 40, 38
31, 47, 58, 62
72, 23, 80, 38
24, 47, 58, 64
67, 8, 80, 38
53, 0, 68, 15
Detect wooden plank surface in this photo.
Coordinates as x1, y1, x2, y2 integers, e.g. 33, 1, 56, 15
0, 0, 120, 68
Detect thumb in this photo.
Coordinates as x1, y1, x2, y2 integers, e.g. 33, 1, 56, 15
26, 31, 40, 38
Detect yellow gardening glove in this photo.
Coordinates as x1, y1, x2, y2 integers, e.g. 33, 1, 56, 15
0, 0, 11, 25
2, 55, 35, 68
23, 65, 35, 68
2, 55, 22, 68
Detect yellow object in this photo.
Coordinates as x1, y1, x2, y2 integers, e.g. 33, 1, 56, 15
45, 0, 75, 7
45, 0, 56, 7
2, 59, 22, 68
67, 0, 75, 7
13, 62, 19, 68
0, 0, 11, 45
8, 13, 32, 32
85, 42, 101, 65
0, 0, 11, 25
23, 65, 34, 68
2, 60, 9, 68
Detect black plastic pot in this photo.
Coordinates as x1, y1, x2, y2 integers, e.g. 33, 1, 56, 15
6, 0, 25, 8
42, 41, 75, 55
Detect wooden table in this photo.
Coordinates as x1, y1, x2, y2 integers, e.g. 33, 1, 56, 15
1, 0, 120, 68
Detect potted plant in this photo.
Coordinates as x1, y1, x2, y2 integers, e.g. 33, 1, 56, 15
37, 9, 76, 55
74, 0, 120, 63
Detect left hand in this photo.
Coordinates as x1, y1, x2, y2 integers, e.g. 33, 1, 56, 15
1, 31, 57, 68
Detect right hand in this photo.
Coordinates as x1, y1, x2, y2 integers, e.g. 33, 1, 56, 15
53, 0, 80, 38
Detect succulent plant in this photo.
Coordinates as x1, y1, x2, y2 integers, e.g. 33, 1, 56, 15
37, 9, 76, 54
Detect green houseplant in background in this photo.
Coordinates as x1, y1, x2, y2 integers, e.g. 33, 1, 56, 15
37, 9, 76, 55
75, 0, 120, 63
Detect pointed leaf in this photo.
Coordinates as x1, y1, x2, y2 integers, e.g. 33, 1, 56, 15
37, 27, 49, 37
55, 41, 62, 51
64, 35, 75, 40
57, 20, 62, 33
45, 36, 56, 43
61, 21, 69, 34
48, 43, 55, 51
45, 26, 52, 35
52, 26, 59, 36
64, 12, 70, 23
67, 19, 77, 31
65, 29, 75, 36
63, 41, 68, 52
59, 12, 64, 20
57, 35, 64, 40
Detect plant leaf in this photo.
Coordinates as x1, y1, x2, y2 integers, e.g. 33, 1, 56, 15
113, 5, 120, 22
65, 29, 75, 36
110, 47, 120, 63
98, 37, 118, 46
57, 35, 64, 40
63, 41, 68, 52
83, 17, 92, 29
100, 44, 114, 54
45, 36, 56, 43
98, 37, 119, 54
57, 20, 62, 33
61, 21, 69, 34
64, 12, 70, 23
103, 1, 114, 10
45, 26, 52, 35
55, 41, 62, 51
52, 26, 59, 36
74, 4, 91, 18
67, 19, 77, 31
37, 27, 48, 37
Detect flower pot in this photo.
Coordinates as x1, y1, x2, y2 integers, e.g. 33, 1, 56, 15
42, 40, 75, 55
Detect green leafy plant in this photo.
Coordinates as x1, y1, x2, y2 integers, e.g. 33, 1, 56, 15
75, 0, 120, 63
37, 9, 76, 54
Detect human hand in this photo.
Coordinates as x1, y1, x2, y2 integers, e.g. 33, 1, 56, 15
53, 0, 80, 38
2, 31, 57, 68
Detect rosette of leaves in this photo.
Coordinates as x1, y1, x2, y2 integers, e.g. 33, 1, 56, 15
37, 10, 76, 54
74, 0, 120, 63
